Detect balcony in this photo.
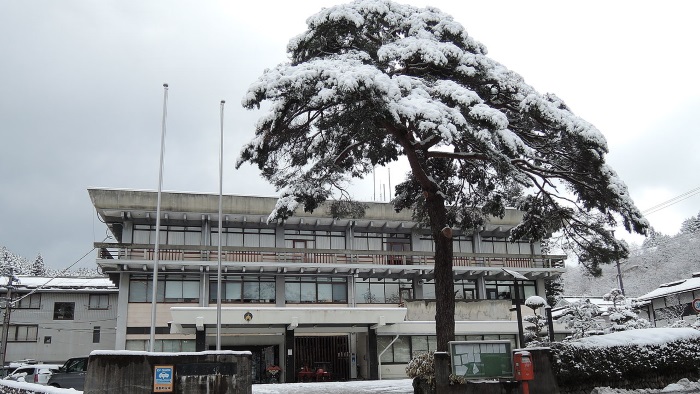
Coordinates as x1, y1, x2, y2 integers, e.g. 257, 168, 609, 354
94, 242, 565, 272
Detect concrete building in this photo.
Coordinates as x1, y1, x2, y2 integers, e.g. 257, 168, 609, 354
0, 276, 118, 365
636, 273, 700, 327
89, 188, 566, 382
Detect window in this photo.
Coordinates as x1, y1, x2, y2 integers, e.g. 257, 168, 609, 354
129, 276, 199, 303
401, 334, 516, 360
125, 339, 196, 352
209, 277, 275, 303
355, 279, 409, 304
285, 277, 347, 303
378, 335, 411, 364
89, 294, 110, 309
93, 326, 101, 343
485, 280, 536, 301
44, 336, 52, 344
14, 293, 41, 309
7, 325, 38, 342
133, 224, 202, 246
53, 302, 75, 320
454, 280, 477, 300
354, 232, 410, 253
211, 227, 276, 247
284, 230, 346, 250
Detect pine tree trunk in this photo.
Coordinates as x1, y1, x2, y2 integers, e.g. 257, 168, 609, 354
425, 192, 455, 352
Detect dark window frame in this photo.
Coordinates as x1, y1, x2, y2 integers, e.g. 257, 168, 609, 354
53, 302, 75, 320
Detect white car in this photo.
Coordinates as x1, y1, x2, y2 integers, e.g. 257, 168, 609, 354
4, 364, 62, 385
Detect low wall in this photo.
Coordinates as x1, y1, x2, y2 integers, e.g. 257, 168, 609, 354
84, 351, 252, 394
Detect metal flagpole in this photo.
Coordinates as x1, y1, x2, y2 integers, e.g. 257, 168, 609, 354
150, 83, 169, 352
216, 100, 225, 350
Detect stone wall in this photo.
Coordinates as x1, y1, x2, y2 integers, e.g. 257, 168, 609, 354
84, 351, 252, 394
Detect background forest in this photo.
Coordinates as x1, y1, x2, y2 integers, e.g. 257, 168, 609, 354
563, 211, 700, 297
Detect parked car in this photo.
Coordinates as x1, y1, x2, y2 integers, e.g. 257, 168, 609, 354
3, 364, 62, 385
47, 357, 89, 390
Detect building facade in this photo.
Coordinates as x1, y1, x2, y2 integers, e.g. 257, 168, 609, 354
90, 188, 565, 382
636, 273, 700, 327
0, 276, 118, 365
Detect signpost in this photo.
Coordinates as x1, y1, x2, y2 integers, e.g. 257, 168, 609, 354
692, 298, 700, 313
154, 365, 174, 393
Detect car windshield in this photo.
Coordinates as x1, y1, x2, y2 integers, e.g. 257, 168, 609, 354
63, 358, 87, 373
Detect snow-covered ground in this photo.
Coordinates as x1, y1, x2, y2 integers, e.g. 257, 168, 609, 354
1, 377, 699, 393
253, 379, 413, 393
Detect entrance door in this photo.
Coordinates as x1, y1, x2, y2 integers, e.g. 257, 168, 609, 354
294, 336, 349, 382
219, 345, 279, 384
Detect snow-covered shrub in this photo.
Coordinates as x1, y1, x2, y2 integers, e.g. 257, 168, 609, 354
524, 295, 549, 346
406, 351, 435, 388
550, 330, 700, 386
604, 288, 651, 332
556, 299, 604, 339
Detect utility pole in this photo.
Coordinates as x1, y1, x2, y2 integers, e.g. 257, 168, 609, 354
616, 260, 625, 296
0, 267, 15, 370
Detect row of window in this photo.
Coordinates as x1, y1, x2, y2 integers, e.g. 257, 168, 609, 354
6, 324, 102, 343
378, 334, 517, 364
12, 294, 111, 310
125, 338, 196, 352
132, 224, 537, 254
127, 277, 537, 304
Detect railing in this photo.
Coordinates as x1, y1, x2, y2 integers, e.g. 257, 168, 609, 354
94, 243, 565, 269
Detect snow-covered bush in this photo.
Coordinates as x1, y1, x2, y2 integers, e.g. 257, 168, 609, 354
406, 351, 435, 388
603, 288, 651, 332
550, 329, 700, 385
556, 299, 604, 339
524, 295, 549, 346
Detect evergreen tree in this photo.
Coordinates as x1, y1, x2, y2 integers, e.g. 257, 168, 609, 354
31, 253, 46, 276
545, 277, 564, 308
556, 299, 604, 339
524, 295, 549, 345
680, 211, 700, 235
603, 288, 651, 332
238, 0, 648, 350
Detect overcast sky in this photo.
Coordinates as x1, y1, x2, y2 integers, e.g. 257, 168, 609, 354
1, 0, 699, 271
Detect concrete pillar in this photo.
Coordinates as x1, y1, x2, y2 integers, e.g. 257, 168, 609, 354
285, 329, 295, 383
476, 275, 486, 300
368, 328, 378, 380
275, 276, 285, 307
349, 332, 358, 379
196, 328, 206, 351
434, 351, 451, 391
115, 272, 130, 350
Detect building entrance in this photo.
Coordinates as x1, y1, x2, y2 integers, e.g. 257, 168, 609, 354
294, 335, 349, 382
218, 345, 279, 384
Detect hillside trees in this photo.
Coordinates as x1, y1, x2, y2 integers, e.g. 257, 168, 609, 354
238, 0, 648, 350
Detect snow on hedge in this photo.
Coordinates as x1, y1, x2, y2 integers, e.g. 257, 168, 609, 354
551, 328, 700, 385
570, 327, 700, 348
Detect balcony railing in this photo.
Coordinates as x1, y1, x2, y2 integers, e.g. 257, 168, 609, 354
94, 243, 564, 269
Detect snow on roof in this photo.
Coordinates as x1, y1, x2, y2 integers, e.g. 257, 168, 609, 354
569, 327, 700, 348
637, 276, 700, 300
0, 275, 116, 290
91, 350, 251, 357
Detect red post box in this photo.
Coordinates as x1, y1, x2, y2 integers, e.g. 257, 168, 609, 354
513, 351, 534, 381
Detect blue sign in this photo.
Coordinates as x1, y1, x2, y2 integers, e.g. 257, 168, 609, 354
154, 365, 174, 392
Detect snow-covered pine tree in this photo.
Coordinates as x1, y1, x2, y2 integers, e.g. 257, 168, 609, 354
31, 253, 46, 276
0, 246, 33, 275
524, 295, 549, 346
603, 288, 650, 332
680, 211, 700, 235
238, 0, 648, 351
555, 299, 604, 339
